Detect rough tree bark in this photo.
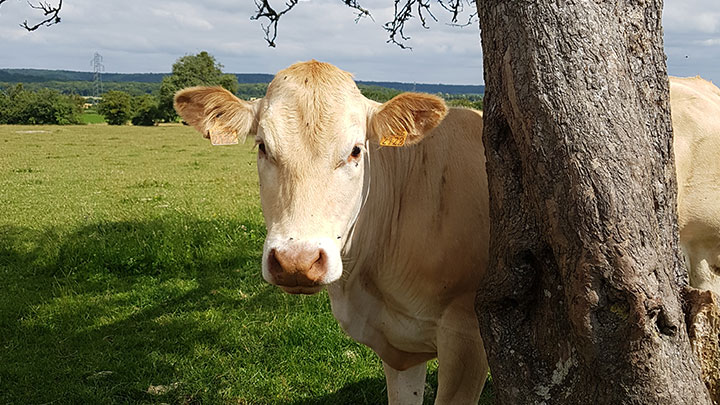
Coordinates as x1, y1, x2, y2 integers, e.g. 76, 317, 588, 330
474, 0, 711, 403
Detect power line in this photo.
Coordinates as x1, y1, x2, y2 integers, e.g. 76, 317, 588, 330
91, 52, 104, 101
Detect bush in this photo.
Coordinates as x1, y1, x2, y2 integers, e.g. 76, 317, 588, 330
131, 94, 161, 126
358, 85, 402, 103
97, 90, 132, 125
446, 98, 483, 110
0, 84, 83, 124
0, 90, 9, 121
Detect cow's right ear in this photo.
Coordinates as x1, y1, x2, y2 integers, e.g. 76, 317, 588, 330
367, 92, 447, 147
174, 86, 259, 145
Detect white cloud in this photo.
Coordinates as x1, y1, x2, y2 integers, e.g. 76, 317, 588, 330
151, 7, 214, 31
663, 0, 720, 80
664, 0, 720, 34
698, 38, 720, 46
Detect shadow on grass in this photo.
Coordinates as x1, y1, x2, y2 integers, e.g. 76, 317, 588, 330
1, 217, 315, 403
291, 369, 494, 405
292, 376, 388, 405
0, 219, 491, 404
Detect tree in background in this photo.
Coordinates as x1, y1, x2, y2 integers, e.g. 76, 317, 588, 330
445, 97, 482, 110
158, 51, 239, 121
131, 94, 161, 126
97, 90, 132, 125
0, 84, 82, 124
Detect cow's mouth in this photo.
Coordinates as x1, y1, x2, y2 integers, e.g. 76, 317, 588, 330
279, 285, 325, 295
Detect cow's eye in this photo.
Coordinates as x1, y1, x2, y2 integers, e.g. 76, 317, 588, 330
350, 145, 361, 158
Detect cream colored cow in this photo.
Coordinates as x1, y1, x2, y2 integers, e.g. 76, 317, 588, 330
671, 76, 720, 297
174, 61, 489, 404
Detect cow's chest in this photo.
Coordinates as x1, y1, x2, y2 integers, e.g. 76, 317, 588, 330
326, 276, 439, 356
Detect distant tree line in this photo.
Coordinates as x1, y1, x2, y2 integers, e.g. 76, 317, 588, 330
1, 69, 483, 95
0, 81, 269, 100
358, 84, 482, 108
0, 81, 161, 97
0, 69, 275, 85
0, 51, 482, 126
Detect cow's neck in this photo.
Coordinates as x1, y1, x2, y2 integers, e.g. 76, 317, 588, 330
328, 141, 432, 347
338, 142, 423, 287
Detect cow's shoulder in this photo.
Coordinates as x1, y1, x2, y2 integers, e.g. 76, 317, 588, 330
670, 76, 720, 103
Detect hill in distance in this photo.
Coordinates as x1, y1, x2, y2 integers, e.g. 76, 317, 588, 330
0, 68, 484, 95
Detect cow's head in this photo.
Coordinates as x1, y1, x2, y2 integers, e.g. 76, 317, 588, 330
174, 60, 447, 294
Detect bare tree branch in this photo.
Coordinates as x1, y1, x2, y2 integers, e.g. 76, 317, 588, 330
341, 0, 372, 22
438, 0, 476, 27
21, 0, 62, 31
251, 0, 299, 48
252, 0, 372, 47
251, 0, 475, 49
446, 10, 478, 28
384, 0, 477, 47
384, 0, 436, 49
0, 0, 63, 31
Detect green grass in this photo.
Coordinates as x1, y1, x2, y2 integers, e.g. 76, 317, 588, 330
0, 124, 494, 404
81, 109, 106, 124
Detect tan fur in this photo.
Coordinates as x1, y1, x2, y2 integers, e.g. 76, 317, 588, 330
265, 60, 363, 149
173, 61, 486, 404
671, 76, 720, 295
174, 86, 258, 144
331, 107, 489, 403
369, 92, 448, 145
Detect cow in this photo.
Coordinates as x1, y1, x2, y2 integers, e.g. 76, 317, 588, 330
671, 76, 720, 297
174, 60, 489, 404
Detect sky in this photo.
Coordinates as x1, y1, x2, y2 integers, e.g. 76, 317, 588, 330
0, 0, 718, 85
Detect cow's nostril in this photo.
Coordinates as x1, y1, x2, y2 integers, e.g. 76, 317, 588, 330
269, 247, 328, 287
305, 249, 327, 283
268, 248, 283, 277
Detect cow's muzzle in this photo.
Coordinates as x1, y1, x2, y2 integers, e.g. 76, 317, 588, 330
267, 247, 328, 294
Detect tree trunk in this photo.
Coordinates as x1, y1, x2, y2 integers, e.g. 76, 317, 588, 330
474, 0, 711, 403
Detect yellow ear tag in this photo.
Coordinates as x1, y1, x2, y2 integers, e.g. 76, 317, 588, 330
208, 121, 239, 146
379, 130, 408, 147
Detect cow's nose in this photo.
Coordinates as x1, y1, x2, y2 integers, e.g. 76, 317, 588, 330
268, 247, 327, 287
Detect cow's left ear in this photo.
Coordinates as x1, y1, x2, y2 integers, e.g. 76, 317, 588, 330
368, 92, 448, 147
174, 86, 260, 145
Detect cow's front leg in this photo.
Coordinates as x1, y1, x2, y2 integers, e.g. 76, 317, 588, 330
383, 361, 427, 405
434, 296, 489, 404
684, 241, 720, 295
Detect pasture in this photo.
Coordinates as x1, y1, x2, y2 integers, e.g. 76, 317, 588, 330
0, 124, 494, 404
80, 109, 106, 124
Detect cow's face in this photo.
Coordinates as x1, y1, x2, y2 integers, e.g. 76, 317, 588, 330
174, 61, 446, 294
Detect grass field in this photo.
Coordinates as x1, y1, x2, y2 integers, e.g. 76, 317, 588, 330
80, 108, 106, 124
0, 124, 494, 404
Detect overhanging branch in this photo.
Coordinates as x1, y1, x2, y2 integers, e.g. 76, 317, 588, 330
252, 0, 475, 48
22, 0, 63, 31
0, 0, 63, 31
251, 0, 299, 48
251, 0, 372, 47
